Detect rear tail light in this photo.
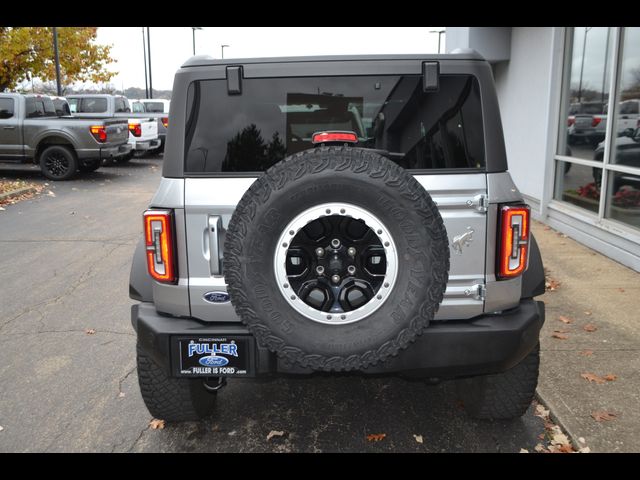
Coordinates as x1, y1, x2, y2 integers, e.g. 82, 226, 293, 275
161, 117, 169, 129
592, 117, 602, 127
129, 122, 142, 137
90, 125, 107, 143
143, 210, 177, 284
311, 131, 358, 144
497, 204, 530, 279
567, 117, 575, 127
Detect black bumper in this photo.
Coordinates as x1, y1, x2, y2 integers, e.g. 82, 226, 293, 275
132, 299, 544, 379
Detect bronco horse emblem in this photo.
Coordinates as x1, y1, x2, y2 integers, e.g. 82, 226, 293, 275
452, 227, 475, 254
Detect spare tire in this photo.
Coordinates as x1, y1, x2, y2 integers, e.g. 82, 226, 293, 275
224, 147, 449, 371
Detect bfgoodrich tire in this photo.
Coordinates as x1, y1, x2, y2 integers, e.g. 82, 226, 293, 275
224, 147, 450, 372
458, 344, 540, 420
136, 343, 216, 422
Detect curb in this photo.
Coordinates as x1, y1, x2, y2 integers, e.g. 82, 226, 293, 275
535, 389, 588, 452
0, 186, 38, 202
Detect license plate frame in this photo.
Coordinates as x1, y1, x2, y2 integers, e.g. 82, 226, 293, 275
172, 335, 254, 377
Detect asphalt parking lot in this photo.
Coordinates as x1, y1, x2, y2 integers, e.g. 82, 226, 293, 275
0, 156, 549, 453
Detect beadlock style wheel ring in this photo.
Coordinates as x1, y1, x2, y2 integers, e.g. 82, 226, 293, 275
274, 202, 398, 325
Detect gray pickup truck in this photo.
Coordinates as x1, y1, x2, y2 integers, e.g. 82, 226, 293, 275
67, 94, 161, 161
0, 93, 131, 180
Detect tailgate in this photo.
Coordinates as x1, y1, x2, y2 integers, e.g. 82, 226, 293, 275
103, 119, 129, 145
130, 118, 158, 141
574, 115, 593, 130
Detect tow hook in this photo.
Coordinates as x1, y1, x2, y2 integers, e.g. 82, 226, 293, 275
203, 377, 227, 392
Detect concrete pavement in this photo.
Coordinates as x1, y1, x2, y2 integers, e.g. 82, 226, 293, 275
534, 220, 640, 452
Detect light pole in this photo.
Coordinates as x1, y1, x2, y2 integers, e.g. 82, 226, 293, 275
430, 29, 445, 53
146, 27, 153, 99
221, 44, 229, 59
52, 27, 62, 96
577, 27, 592, 104
142, 27, 149, 99
191, 27, 203, 56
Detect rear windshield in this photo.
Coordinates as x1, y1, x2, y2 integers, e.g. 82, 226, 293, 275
184, 74, 485, 174
143, 101, 166, 113
69, 97, 108, 114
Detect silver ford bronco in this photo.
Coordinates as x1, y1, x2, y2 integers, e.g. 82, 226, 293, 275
129, 51, 546, 422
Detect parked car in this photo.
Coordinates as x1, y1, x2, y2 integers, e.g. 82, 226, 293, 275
129, 98, 169, 153
66, 94, 160, 162
593, 127, 640, 190
129, 51, 546, 422
0, 93, 130, 180
568, 101, 607, 146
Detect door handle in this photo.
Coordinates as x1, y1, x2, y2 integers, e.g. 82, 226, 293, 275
2, 126, 16, 130
208, 215, 222, 275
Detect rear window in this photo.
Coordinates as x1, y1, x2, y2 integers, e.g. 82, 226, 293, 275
26, 97, 57, 118
184, 74, 485, 174
70, 97, 108, 113
131, 101, 145, 113
115, 97, 130, 113
143, 101, 166, 113
0, 98, 14, 119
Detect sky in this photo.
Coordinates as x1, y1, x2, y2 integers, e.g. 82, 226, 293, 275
96, 27, 446, 91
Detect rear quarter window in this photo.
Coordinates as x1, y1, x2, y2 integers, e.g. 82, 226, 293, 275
184, 74, 485, 175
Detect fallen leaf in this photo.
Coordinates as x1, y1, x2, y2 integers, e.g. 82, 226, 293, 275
228, 430, 237, 436
535, 404, 550, 418
534, 443, 548, 453
591, 411, 617, 422
578, 437, 586, 444
85, 328, 96, 335
519, 448, 529, 453
47, 190, 56, 197
552, 332, 569, 340
579, 447, 591, 453
538, 433, 546, 440
413, 434, 423, 444
118, 392, 126, 398
544, 226, 551, 231
554, 444, 576, 453
581, 372, 606, 384
618, 288, 625, 293
366, 433, 386, 442
266, 430, 285, 441
583, 324, 598, 332
603, 374, 618, 382
558, 315, 574, 324
579, 350, 594, 356
584, 311, 592, 316
549, 427, 571, 447
149, 418, 165, 429
554, 328, 570, 334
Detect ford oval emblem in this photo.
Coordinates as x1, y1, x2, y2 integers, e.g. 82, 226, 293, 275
199, 355, 229, 367
203, 291, 230, 304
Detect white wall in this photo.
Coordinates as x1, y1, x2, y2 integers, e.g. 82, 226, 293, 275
493, 28, 554, 205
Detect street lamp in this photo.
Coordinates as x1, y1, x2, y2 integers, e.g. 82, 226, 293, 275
221, 44, 229, 59
429, 29, 445, 54
577, 27, 592, 104
191, 27, 203, 56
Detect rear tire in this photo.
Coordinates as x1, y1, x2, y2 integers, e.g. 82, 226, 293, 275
136, 342, 217, 422
458, 344, 540, 420
39, 145, 78, 181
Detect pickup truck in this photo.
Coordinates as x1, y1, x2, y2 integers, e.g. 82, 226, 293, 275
130, 98, 169, 153
66, 94, 161, 162
0, 93, 131, 180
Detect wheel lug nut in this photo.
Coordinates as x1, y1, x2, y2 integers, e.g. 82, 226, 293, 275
331, 238, 341, 249
347, 247, 356, 257
347, 265, 356, 275
315, 247, 325, 257
331, 274, 341, 284
316, 265, 325, 275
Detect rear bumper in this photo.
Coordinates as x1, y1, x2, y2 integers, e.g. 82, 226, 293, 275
132, 299, 544, 379
130, 138, 161, 151
76, 143, 131, 160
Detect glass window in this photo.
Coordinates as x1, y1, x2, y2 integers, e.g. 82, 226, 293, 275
131, 101, 145, 113
25, 97, 56, 118
0, 98, 14, 119
558, 27, 613, 160
68, 97, 78, 113
143, 101, 166, 113
605, 171, 640, 229
554, 160, 602, 214
114, 97, 129, 113
184, 75, 485, 174
77, 97, 108, 113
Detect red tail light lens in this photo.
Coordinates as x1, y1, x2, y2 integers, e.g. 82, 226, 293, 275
143, 210, 177, 284
161, 117, 169, 128
497, 205, 530, 279
90, 125, 107, 143
567, 117, 575, 127
311, 131, 358, 144
592, 117, 602, 127
129, 122, 142, 137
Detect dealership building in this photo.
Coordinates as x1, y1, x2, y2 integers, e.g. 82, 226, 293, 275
446, 27, 640, 272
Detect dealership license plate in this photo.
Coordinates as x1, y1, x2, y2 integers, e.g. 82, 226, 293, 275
174, 336, 252, 377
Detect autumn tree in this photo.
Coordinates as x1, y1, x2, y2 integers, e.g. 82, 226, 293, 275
0, 27, 115, 92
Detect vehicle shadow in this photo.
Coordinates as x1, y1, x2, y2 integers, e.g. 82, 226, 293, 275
134, 375, 544, 453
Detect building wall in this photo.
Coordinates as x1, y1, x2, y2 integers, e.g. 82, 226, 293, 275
493, 28, 554, 209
